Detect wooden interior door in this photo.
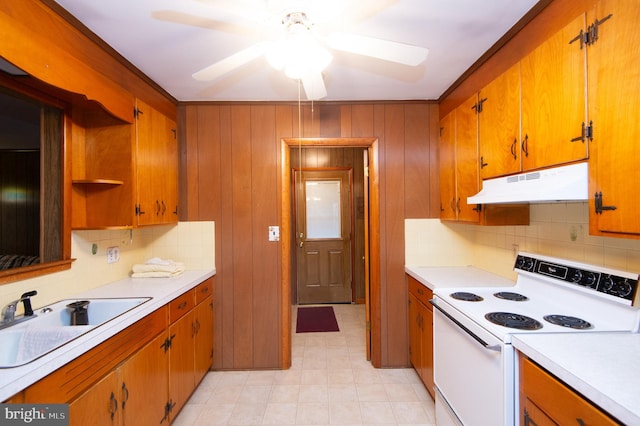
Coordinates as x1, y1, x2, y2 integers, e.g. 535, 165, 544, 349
295, 169, 353, 304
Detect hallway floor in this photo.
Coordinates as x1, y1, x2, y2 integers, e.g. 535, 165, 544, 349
174, 304, 436, 425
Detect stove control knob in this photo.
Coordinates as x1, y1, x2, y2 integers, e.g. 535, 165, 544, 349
614, 279, 633, 298
524, 258, 534, 271
585, 272, 597, 287
602, 275, 615, 291
570, 270, 583, 283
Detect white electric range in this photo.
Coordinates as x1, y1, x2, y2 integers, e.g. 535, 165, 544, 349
431, 252, 640, 426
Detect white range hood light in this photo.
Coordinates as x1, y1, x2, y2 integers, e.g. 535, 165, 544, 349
467, 162, 589, 204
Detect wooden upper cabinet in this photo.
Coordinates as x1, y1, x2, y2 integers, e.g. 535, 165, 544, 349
478, 63, 521, 179
520, 13, 589, 171
438, 95, 481, 223
455, 95, 481, 223
588, 0, 640, 237
438, 112, 457, 221
135, 99, 179, 226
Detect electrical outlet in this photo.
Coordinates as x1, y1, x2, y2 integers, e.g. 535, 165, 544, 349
107, 246, 120, 264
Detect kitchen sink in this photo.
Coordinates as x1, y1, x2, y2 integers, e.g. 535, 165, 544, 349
0, 297, 150, 368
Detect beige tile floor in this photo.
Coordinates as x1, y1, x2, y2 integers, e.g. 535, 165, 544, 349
174, 304, 436, 425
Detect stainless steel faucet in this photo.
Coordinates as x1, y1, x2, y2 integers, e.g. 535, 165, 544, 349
1, 290, 37, 325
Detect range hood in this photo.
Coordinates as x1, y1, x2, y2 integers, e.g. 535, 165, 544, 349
467, 162, 588, 204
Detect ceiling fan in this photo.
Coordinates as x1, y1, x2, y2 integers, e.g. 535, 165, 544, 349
185, 0, 429, 100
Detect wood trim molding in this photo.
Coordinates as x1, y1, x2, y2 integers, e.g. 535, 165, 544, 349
280, 137, 381, 368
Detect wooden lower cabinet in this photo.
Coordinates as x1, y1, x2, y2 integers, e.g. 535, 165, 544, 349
407, 275, 434, 399
167, 279, 214, 421
9, 277, 215, 425
519, 354, 619, 425
69, 332, 169, 425
68, 369, 120, 425
194, 296, 214, 384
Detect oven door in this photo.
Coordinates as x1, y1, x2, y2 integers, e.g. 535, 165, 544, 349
432, 298, 513, 426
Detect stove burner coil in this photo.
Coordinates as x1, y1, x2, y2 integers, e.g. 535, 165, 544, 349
450, 292, 484, 302
543, 314, 592, 329
493, 291, 529, 301
485, 312, 543, 330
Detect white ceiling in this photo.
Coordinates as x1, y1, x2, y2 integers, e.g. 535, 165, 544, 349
53, 0, 540, 102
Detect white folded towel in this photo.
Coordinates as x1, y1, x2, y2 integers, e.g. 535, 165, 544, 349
131, 258, 185, 277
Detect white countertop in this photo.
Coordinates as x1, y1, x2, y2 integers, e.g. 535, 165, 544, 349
405, 265, 515, 290
0, 269, 215, 402
512, 332, 640, 425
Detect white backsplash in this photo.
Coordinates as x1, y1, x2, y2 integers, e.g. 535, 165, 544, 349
0, 221, 215, 313
406, 203, 640, 280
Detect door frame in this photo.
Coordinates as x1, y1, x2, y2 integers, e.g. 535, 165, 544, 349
280, 137, 380, 368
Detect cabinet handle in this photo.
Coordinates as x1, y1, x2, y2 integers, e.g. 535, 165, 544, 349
594, 192, 617, 214
178, 301, 188, 310
571, 121, 593, 143
576, 419, 585, 426
510, 138, 517, 160
109, 392, 118, 421
480, 156, 488, 168
456, 197, 461, 213
521, 134, 529, 157
121, 382, 129, 410
172, 206, 178, 215
161, 200, 166, 215
155, 200, 161, 216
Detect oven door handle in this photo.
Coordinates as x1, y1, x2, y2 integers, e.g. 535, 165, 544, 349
430, 299, 502, 352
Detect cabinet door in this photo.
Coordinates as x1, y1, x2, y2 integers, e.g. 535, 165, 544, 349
479, 63, 521, 179
519, 356, 618, 426
194, 296, 214, 385
135, 99, 178, 226
439, 112, 456, 220
120, 332, 169, 425
588, 0, 640, 236
169, 311, 196, 419
162, 115, 179, 222
455, 94, 480, 223
421, 302, 434, 400
521, 13, 588, 170
69, 370, 121, 426
408, 294, 423, 376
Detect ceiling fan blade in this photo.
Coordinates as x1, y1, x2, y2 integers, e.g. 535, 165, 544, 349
152, 10, 261, 37
301, 72, 327, 100
192, 43, 266, 81
195, 0, 271, 23
327, 32, 428, 67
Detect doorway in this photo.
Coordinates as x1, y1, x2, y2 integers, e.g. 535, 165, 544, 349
280, 138, 380, 367
294, 169, 353, 304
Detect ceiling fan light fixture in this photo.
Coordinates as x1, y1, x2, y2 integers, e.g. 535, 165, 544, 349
264, 11, 333, 80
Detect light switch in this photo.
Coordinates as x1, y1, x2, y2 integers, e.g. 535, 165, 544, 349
269, 226, 280, 242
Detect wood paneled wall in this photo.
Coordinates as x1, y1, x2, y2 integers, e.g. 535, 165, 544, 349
178, 101, 440, 369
